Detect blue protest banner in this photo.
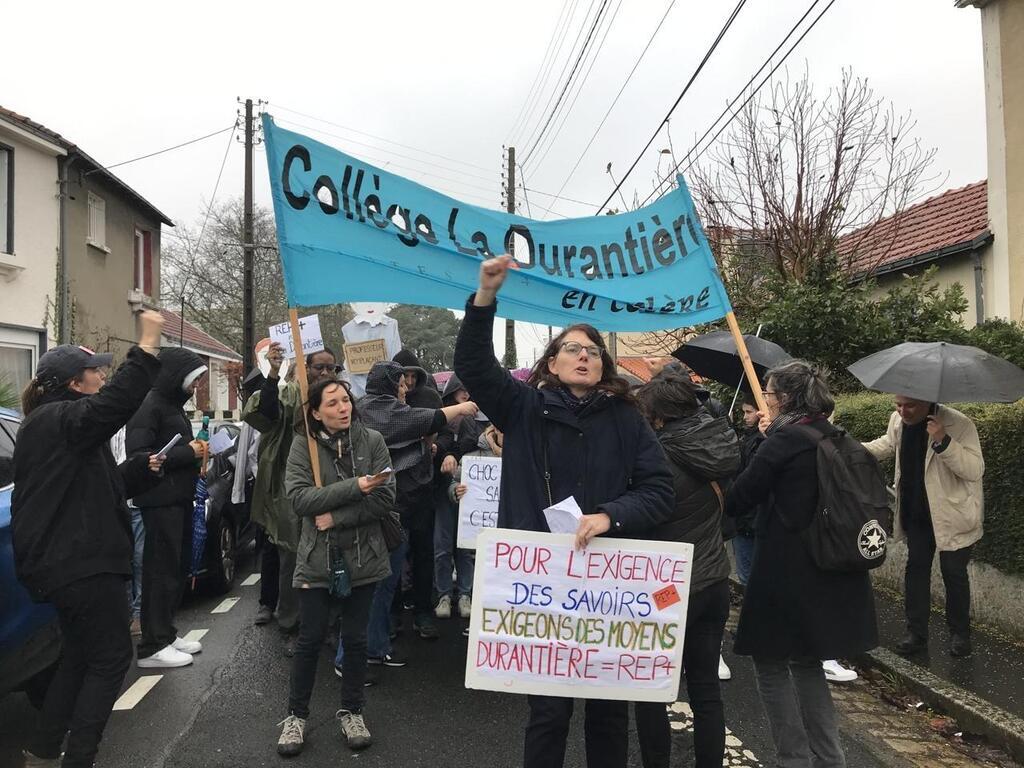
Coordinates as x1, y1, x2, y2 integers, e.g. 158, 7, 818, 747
263, 115, 732, 331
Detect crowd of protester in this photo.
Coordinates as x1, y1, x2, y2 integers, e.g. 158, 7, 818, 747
8, 255, 986, 768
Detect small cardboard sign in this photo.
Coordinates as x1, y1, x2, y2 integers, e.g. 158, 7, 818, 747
344, 338, 388, 374
269, 315, 324, 360
652, 584, 681, 611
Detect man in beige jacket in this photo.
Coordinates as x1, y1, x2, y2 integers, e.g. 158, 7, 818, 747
864, 397, 984, 658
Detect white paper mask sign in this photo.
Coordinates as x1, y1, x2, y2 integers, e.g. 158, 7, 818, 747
207, 428, 235, 456
457, 456, 502, 549
543, 496, 583, 534
465, 528, 693, 702
268, 314, 325, 360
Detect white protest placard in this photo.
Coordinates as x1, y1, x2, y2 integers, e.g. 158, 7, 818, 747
268, 314, 325, 359
207, 428, 235, 456
465, 528, 692, 702
457, 456, 502, 549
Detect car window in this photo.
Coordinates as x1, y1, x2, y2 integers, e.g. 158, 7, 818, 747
0, 418, 15, 488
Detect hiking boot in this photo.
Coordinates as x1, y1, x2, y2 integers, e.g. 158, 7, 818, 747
950, 634, 973, 658
457, 594, 472, 619
369, 651, 408, 667
276, 715, 306, 756
22, 750, 62, 767
822, 659, 858, 683
336, 709, 373, 750
137, 644, 193, 669
413, 615, 440, 640
173, 636, 202, 655
254, 605, 273, 625
894, 633, 928, 656
435, 594, 452, 619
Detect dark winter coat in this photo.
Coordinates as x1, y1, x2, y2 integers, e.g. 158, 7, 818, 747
731, 427, 764, 536
435, 373, 483, 485
454, 299, 673, 535
126, 347, 206, 507
651, 412, 739, 594
726, 418, 878, 661
12, 348, 161, 600
286, 421, 395, 589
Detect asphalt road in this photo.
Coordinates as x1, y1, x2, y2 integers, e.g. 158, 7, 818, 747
0, 555, 886, 768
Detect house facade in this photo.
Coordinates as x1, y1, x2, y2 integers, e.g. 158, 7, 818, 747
0, 105, 172, 397
0, 112, 63, 394
957, 0, 1024, 322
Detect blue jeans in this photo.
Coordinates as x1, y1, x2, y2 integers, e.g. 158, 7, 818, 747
733, 533, 755, 586
127, 506, 144, 619
433, 483, 474, 598
336, 538, 407, 666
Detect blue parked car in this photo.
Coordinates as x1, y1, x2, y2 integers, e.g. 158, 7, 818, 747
0, 407, 60, 705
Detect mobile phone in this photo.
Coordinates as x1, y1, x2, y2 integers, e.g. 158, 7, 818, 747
929, 403, 939, 417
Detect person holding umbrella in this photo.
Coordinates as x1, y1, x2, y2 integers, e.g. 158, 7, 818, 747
850, 342, 1012, 658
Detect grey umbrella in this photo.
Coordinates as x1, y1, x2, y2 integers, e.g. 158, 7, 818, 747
848, 342, 1024, 403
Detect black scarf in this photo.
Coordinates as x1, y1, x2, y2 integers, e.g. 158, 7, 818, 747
556, 386, 598, 414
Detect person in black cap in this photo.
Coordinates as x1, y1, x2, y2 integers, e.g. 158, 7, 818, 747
127, 347, 209, 668
13, 310, 166, 768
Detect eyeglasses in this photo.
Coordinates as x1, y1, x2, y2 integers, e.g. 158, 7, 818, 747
559, 341, 602, 359
311, 363, 343, 374
762, 390, 779, 399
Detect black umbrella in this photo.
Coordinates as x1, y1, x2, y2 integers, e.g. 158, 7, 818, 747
672, 331, 791, 389
848, 342, 1024, 403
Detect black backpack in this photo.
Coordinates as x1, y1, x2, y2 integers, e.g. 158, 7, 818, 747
795, 424, 893, 572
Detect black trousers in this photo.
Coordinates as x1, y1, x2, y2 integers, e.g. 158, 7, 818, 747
404, 523, 434, 617
524, 695, 628, 768
904, 520, 973, 638
30, 574, 133, 768
288, 584, 375, 718
257, 527, 280, 610
634, 579, 730, 768
138, 503, 192, 658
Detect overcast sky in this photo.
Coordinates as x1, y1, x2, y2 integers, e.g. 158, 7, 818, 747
3, 0, 987, 364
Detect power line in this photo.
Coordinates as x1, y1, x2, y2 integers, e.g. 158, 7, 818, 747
597, 0, 749, 212
524, 186, 599, 208
512, 0, 586, 148
527, 0, 624, 175
506, 0, 573, 142
83, 125, 236, 175
642, 0, 838, 207
522, 0, 612, 166
193, 122, 240, 260
268, 102, 494, 174
538, 0, 677, 218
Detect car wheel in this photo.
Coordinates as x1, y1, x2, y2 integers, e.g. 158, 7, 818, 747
207, 516, 236, 594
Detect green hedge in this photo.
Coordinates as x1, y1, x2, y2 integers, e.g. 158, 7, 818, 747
833, 393, 1024, 577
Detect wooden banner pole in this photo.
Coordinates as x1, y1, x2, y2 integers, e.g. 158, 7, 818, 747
289, 307, 322, 488
724, 311, 769, 415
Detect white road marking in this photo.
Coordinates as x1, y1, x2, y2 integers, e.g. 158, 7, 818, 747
241, 573, 261, 586
112, 675, 163, 711
181, 629, 208, 643
211, 597, 240, 614
667, 701, 762, 766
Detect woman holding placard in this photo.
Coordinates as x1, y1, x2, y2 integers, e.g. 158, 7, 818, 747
454, 255, 674, 768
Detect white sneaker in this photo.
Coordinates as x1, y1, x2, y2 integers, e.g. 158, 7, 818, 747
435, 594, 452, 619
718, 655, 732, 681
822, 659, 857, 683
173, 636, 202, 655
457, 594, 472, 619
138, 644, 194, 668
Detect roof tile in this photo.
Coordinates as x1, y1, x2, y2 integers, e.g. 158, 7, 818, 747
160, 309, 241, 361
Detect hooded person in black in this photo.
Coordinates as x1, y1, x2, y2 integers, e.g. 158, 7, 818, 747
359, 361, 477, 640
13, 311, 165, 768
127, 346, 208, 668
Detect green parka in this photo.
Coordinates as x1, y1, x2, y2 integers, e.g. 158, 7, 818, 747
242, 378, 303, 551
285, 422, 395, 590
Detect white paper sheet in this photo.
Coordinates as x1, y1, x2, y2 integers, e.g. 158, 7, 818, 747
543, 496, 583, 534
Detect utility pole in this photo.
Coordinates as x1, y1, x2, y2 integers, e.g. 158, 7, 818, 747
242, 98, 255, 377
503, 147, 518, 369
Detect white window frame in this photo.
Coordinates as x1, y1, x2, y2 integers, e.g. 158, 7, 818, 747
87, 192, 108, 251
